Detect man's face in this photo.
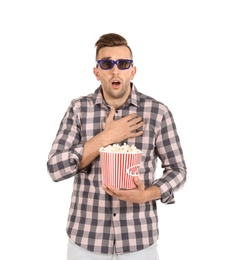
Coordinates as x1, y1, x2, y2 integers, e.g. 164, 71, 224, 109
93, 46, 136, 107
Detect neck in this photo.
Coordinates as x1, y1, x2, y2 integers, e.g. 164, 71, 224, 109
101, 84, 132, 109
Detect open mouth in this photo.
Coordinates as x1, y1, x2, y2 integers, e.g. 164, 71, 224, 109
112, 80, 121, 87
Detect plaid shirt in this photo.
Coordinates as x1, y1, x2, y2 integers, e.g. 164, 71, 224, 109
47, 84, 187, 255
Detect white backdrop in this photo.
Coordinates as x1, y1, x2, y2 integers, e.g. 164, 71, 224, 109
0, 1, 225, 259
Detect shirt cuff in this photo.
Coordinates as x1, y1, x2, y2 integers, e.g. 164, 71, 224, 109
153, 179, 175, 204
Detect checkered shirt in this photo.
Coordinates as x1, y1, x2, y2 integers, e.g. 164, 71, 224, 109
47, 83, 187, 255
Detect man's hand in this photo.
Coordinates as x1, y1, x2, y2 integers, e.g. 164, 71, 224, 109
102, 177, 153, 204
103, 107, 144, 145
102, 177, 161, 203
79, 107, 144, 169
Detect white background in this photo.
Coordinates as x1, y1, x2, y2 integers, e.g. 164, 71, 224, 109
0, 0, 225, 259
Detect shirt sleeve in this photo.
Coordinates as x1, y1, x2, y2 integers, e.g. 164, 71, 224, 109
47, 100, 84, 182
153, 106, 187, 204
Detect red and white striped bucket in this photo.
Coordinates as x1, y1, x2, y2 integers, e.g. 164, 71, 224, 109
99, 151, 142, 189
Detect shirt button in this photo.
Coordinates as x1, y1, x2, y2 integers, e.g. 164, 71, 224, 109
113, 213, 116, 217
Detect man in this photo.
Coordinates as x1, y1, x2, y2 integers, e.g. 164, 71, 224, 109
47, 33, 187, 259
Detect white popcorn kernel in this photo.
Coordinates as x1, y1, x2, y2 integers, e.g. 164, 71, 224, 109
99, 143, 141, 153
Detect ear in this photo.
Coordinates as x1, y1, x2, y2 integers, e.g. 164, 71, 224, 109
93, 67, 100, 81
130, 66, 137, 80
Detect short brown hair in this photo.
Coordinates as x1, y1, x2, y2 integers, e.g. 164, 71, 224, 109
95, 33, 133, 61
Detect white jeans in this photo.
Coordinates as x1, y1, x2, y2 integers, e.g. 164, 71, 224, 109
67, 239, 159, 260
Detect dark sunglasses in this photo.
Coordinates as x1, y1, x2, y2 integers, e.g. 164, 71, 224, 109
97, 59, 133, 70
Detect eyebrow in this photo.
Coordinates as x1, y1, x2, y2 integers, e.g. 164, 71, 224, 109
99, 57, 112, 60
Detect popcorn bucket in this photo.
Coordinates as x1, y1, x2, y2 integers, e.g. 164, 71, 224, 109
99, 151, 142, 189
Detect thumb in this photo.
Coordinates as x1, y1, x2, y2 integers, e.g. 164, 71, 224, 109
106, 106, 115, 122
134, 177, 145, 190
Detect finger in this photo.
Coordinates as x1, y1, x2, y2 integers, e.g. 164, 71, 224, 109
101, 184, 107, 190
106, 106, 115, 122
130, 121, 144, 131
107, 185, 119, 194
132, 116, 143, 125
102, 185, 116, 195
133, 177, 145, 189
123, 113, 138, 122
128, 117, 143, 128
129, 130, 144, 138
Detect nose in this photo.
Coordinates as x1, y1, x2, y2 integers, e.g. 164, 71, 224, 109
112, 63, 119, 74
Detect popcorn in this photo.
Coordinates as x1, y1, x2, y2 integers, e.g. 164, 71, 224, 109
99, 143, 142, 154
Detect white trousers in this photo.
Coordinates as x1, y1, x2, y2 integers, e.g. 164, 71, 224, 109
67, 239, 159, 260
